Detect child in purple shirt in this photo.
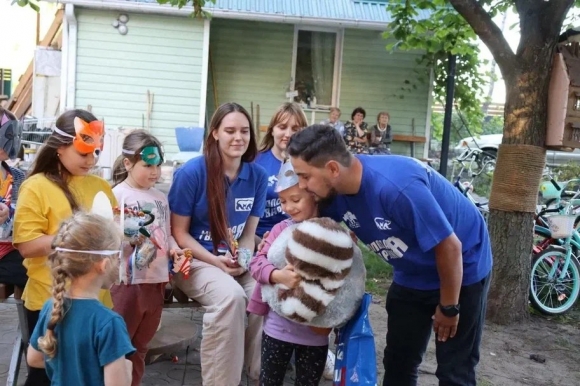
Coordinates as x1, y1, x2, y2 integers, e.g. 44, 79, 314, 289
248, 160, 330, 386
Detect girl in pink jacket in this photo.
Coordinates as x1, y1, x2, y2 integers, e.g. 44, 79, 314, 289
248, 160, 330, 386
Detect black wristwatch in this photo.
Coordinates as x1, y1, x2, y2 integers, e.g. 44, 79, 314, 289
439, 304, 460, 317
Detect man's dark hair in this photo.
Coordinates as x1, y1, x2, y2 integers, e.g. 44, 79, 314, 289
287, 124, 352, 167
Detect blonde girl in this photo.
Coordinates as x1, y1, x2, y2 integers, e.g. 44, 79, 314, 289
27, 212, 135, 386
13, 109, 117, 386
111, 129, 183, 386
255, 102, 308, 239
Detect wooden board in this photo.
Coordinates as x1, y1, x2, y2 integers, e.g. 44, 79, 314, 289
392, 134, 427, 143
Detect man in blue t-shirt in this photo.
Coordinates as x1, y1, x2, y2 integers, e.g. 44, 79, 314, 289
287, 124, 492, 386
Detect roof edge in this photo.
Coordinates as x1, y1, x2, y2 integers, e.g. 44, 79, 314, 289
46, 0, 389, 30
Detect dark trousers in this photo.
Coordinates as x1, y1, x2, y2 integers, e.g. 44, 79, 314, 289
383, 274, 491, 386
24, 307, 51, 386
0, 249, 28, 288
260, 332, 328, 386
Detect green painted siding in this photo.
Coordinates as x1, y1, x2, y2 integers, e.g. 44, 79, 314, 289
340, 29, 431, 156
75, 9, 205, 155
208, 19, 294, 131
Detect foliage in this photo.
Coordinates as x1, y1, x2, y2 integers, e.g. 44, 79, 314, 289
361, 243, 392, 298
553, 161, 580, 182
431, 111, 503, 144
156, 0, 216, 18
11, 0, 39, 12
384, 0, 491, 130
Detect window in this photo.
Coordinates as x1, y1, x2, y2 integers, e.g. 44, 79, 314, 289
291, 27, 343, 108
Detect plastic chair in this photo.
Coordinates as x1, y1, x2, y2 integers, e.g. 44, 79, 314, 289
0, 284, 29, 386
170, 127, 205, 165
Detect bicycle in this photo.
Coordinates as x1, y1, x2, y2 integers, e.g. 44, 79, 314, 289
529, 178, 580, 315
450, 148, 493, 222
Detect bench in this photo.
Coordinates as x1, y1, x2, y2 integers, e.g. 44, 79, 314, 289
145, 283, 202, 364
0, 283, 28, 386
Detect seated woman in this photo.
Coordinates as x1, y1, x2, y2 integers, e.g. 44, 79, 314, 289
0, 106, 27, 289
369, 111, 393, 154
320, 107, 345, 136
344, 107, 369, 154
168, 102, 268, 386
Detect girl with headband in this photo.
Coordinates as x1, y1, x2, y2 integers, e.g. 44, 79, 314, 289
111, 129, 188, 386
13, 109, 116, 386
26, 212, 135, 386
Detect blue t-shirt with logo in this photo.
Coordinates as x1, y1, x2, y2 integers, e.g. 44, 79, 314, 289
30, 298, 135, 386
255, 149, 289, 238
168, 155, 268, 252
323, 155, 492, 290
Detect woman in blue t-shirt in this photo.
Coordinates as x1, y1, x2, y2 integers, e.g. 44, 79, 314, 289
255, 102, 308, 239
168, 102, 268, 386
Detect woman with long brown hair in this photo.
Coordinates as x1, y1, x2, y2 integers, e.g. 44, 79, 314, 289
168, 102, 268, 386
255, 102, 308, 239
13, 109, 116, 386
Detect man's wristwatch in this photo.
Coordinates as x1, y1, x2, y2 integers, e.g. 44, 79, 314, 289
439, 304, 460, 317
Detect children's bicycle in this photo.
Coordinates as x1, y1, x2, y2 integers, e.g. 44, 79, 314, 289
529, 178, 580, 315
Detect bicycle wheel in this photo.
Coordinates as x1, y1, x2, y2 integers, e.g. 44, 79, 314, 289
529, 247, 580, 315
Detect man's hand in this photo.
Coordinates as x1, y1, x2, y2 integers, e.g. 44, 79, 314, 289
0, 203, 9, 225
270, 264, 301, 288
432, 306, 459, 342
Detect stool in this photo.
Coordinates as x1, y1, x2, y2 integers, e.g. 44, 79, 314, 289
0, 283, 29, 386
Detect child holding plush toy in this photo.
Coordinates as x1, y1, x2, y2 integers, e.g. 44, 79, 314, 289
248, 160, 331, 386
111, 130, 190, 386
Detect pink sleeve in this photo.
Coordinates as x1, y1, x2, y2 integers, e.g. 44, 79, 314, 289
249, 221, 291, 285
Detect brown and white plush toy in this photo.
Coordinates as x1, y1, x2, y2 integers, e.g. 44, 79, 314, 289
261, 217, 366, 328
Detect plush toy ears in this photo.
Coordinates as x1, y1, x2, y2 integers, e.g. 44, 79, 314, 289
91, 191, 114, 220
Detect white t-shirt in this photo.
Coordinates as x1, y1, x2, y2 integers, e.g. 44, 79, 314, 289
113, 182, 171, 284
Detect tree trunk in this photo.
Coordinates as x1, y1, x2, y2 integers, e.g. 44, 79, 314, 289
486, 210, 534, 323
486, 26, 556, 325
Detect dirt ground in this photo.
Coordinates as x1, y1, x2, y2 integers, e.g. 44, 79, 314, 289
366, 298, 580, 386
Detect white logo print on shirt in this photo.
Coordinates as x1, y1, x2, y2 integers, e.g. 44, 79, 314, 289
374, 217, 392, 230
268, 175, 278, 187
235, 198, 254, 211
343, 211, 360, 228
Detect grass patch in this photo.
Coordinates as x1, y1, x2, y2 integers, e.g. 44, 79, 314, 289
477, 377, 495, 386
360, 242, 392, 298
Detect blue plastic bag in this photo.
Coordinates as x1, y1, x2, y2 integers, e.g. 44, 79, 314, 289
333, 293, 378, 385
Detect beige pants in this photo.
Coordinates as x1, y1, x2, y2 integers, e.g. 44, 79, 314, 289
173, 260, 262, 386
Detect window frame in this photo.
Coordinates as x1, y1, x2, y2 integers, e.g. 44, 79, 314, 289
289, 25, 344, 108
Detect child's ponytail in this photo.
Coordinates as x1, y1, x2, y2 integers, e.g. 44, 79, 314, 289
37, 253, 68, 358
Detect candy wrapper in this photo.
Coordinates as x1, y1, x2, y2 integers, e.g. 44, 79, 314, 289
170, 249, 194, 279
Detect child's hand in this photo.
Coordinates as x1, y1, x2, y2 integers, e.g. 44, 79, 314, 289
257, 231, 269, 252
271, 265, 301, 289
170, 248, 193, 278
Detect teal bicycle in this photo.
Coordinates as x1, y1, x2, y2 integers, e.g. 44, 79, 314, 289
530, 178, 580, 315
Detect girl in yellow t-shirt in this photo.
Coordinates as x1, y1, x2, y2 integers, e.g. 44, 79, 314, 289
13, 109, 117, 386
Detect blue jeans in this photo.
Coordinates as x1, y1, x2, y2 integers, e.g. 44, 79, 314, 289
382, 274, 491, 386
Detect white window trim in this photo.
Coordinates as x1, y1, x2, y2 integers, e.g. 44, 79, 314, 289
289, 25, 344, 108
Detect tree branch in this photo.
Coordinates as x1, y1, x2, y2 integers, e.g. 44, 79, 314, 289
448, 0, 516, 77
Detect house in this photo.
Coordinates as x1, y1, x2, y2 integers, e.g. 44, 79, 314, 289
48, 0, 433, 159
